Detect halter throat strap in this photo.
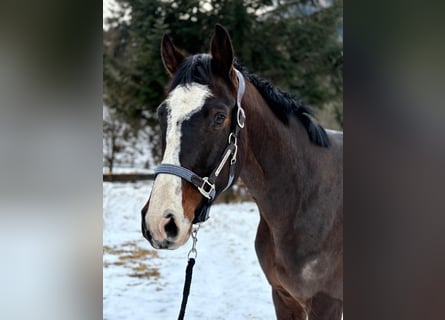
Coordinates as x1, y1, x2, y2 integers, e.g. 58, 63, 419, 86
154, 69, 246, 224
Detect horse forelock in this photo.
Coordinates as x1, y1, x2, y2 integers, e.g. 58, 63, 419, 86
169, 54, 213, 90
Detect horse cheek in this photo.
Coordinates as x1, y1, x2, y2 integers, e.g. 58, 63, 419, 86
181, 181, 203, 223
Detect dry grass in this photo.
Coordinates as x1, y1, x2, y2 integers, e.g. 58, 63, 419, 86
128, 268, 160, 279
104, 241, 160, 280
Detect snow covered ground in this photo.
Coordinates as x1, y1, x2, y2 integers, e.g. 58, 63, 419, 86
103, 181, 275, 320
102, 166, 154, 174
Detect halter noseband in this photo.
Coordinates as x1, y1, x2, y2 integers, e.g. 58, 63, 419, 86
154, 69, 246, 224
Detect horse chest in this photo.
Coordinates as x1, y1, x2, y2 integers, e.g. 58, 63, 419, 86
255, 217, 331, 299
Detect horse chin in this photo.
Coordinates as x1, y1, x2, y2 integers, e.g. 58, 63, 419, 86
164, 240, 185, 250
160, 237, 190, 250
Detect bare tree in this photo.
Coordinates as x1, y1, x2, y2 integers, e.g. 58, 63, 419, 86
103, 116, 125, 174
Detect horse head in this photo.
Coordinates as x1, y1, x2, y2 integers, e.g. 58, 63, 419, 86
141, 25, 245, 249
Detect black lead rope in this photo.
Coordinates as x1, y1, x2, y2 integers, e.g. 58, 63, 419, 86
177, 226, 199, 320
177, 258, 195, 320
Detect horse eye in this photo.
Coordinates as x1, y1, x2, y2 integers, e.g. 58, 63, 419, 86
214, 113, 226, 125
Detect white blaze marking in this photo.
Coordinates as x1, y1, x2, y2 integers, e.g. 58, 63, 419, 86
146, 83, 212, 239
163, 84, 213, 164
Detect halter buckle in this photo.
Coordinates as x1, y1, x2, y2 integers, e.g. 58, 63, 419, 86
197, 177, 215, 200
228, 133, 238, 165
231, 144, 238, 165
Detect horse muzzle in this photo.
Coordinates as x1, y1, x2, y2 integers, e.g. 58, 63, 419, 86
141, 200, 191, 250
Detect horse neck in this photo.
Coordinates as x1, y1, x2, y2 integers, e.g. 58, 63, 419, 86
239, 81, 316, 220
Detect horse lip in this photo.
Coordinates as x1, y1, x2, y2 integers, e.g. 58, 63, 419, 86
151, 238, 173, 250
157, 240, 172, 249
143, 231, 160, 249
141, 227, 173, 250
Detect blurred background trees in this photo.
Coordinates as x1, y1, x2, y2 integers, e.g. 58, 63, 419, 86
103, 0, 342, 166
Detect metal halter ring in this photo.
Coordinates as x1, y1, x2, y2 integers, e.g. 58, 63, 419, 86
228, 132, 237, 145
237, 107, 246, 128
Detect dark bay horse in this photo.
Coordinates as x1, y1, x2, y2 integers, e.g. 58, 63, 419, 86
141, 25, 343, 319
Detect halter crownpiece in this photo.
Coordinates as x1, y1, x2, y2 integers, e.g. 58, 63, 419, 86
154, 69, 246, 224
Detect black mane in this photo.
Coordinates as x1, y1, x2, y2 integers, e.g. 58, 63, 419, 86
235, 62, 330, 148
170, 54, 330, 148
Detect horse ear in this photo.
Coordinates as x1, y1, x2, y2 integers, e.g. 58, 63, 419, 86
161, 35, 185, 76
210, 24, 234, 77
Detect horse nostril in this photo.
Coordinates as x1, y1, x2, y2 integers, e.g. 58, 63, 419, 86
163, 212, 174, 219
164, 216, 178, 239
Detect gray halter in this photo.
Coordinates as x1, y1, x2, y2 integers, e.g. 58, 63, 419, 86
154, 69, 246, 223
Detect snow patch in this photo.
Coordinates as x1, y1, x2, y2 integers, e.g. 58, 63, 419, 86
103, 182, 275, 319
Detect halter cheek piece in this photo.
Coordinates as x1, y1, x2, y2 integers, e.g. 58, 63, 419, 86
154, 69, 246, 224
